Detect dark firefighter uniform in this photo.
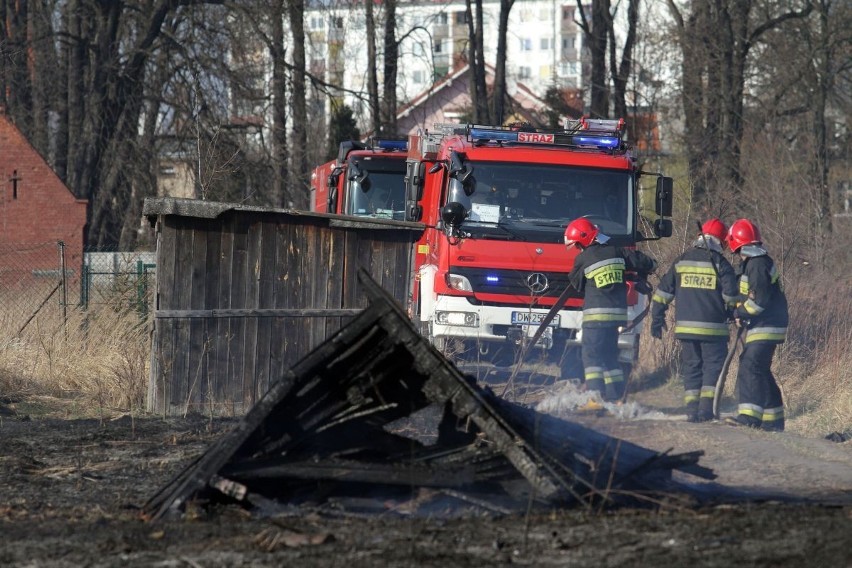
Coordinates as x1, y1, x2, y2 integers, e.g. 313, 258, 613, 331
568, 243, 656, 401
731, 246, 789, 430
651, 238, 739, 421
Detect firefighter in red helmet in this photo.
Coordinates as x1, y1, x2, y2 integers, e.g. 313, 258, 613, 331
725, 218, 789, 431
564, 218, 656, 402
650, 218, 739, 422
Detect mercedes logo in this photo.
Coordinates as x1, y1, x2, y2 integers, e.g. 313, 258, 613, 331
526, 272, 549, 294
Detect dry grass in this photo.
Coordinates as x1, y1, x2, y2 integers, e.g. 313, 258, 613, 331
0, 300, 150, 419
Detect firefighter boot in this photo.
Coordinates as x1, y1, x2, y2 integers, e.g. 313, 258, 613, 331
697, 398, 715, 422
724, 415, 762, 429
685, 401, 699, 423
761, 417, 785, 432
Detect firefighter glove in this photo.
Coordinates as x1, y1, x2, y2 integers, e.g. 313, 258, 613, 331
733, 306, 751, 328
635, 279, 653, 296
650, 318, 666, 339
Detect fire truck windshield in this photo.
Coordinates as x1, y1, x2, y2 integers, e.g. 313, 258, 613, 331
346, 157, 407, 220
459, 162, 634, 242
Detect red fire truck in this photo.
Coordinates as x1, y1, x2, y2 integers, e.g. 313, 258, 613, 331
310, 138, 409, 219
403, 119, 673, 376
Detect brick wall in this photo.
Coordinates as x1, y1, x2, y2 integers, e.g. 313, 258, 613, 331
0, 112, 88, 286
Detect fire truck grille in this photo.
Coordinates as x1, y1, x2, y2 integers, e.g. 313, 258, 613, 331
449, 267, 581, 300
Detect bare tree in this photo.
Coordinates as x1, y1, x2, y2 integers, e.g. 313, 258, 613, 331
465, 0, 489, 123
365, 0, 381, 135
288, 0, 308, 207
609, 0, 639, 119
491, 0, 515, 123
665, 0, 813, 208
381, 0, 398, 134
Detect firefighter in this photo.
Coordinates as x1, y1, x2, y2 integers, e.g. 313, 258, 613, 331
564, 217, 656, 402
725, 218, 789, 431
650, 218, 739, 422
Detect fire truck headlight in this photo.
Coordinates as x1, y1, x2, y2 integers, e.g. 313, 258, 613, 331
436, 311, 479, 328
446, 273, 473, 292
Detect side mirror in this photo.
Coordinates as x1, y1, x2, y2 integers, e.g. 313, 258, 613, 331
654, 219, 673, 238
349, 162, 368, 185
655, 176, 673, 217
449, 151, 474, 190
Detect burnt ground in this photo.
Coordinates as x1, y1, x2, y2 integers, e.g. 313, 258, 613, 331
1, 377, 851, 568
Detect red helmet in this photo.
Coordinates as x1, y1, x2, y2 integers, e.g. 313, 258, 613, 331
701, 218, 727, 242
564, 217, 599, 248
727, 219, 762, 252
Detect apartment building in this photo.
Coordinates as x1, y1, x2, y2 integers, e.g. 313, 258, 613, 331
305, 0, 588, 133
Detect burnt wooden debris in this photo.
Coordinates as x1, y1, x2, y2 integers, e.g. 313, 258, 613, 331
143, 269, 715, 521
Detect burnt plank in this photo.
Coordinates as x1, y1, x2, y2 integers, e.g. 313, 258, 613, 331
221, 459, 476, 488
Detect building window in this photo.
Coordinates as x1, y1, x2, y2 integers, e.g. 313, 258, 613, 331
309, 16, 324, 30
518, 66, 531, 79
413, 70, 424, 84
434, 40, 443, 53
414, 42, 426, 56
454, 11, 467, 24
437, 12, 448, 24
540, 37, 553, 50
520, 38, 532, 51
562, 35, 576, 51
563, 6, 574, 20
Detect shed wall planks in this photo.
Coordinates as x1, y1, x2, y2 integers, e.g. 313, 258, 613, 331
144, 198, 424, 416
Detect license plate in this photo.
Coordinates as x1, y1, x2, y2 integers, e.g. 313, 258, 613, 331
511, 311, 559, 327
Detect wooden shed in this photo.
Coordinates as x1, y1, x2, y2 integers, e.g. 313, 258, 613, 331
142, 197, 425, 416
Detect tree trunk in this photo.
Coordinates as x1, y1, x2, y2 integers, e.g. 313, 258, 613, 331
271, 0, 290, 208
491, 0, 514, 124
609, 0, 638, 120
288, 0, 308, 208
466, 0, 488, 123
365, 0, 381, 136
589, 0, 609, 118
381, 0, 398, 134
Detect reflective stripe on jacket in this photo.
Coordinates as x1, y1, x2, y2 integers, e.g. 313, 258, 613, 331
651, 244, 738, 341
737, 251, 788, 344
568, 243, 656, 328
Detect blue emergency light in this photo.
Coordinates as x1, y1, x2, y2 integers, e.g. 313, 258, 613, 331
468, 125, 623, 151
374, 139, 408, 151
572, 135, 621, 148
485, 275, 501, 283
469, 128, 521, 142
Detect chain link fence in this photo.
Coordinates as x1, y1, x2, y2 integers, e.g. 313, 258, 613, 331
0, 242, 156, 344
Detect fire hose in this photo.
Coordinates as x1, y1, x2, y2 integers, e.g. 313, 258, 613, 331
712, 324, 746, 419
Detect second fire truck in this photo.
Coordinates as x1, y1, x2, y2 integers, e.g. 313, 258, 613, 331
310, 138, 409, 219
403, 119, 673, 376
